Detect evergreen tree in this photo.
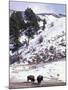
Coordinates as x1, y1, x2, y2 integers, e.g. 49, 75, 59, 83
42, 19, 47, 30
24, 8, 40, 44
10, 11, 25, 63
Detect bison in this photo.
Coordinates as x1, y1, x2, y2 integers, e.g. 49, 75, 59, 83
37, 75, 43, 84
27, 75, 35, 83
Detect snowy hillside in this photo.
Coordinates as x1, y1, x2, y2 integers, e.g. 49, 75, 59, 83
10, 14, 66, 83
10, 15, 66, 82
17, 14, 66, 64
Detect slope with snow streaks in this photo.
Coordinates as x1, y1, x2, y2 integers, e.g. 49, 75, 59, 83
19, 15, 66, 63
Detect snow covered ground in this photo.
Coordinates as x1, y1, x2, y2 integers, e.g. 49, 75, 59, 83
10, 59, 66, 83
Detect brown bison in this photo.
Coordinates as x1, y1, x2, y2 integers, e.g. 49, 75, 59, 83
37, 75, 43, 84
27, 75, 35, 83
